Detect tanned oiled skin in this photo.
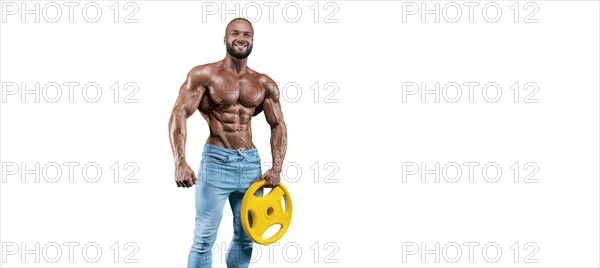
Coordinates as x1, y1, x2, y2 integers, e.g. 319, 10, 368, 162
168, 20, 287, 188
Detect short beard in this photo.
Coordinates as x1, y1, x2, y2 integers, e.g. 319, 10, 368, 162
227, 41, 253, 59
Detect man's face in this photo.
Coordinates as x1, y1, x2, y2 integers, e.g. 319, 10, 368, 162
225, 21, 254, 59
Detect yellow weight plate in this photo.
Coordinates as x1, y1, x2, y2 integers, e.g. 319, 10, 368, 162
240, 180, 292, 245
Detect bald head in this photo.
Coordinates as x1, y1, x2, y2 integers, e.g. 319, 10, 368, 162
225, 17, 253, 35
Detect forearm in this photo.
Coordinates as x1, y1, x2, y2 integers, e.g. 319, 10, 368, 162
270, 121, 287, 173
169, 113, 188, 167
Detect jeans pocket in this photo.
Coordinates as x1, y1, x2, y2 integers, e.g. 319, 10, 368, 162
203, 152, 230, 163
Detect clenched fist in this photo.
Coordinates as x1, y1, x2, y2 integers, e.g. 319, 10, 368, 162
175, 164, 196, 188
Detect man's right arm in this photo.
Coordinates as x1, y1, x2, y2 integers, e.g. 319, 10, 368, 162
168, 66, 209, 188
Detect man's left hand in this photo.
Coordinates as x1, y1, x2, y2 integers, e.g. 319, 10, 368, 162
258, 168, 281, 187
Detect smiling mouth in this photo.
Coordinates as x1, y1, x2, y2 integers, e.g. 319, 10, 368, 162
234, 43, 247, 49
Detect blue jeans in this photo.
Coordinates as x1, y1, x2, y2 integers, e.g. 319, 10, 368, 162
188, 144, 263, 268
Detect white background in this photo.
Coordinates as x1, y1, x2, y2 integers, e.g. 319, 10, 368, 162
1, 1, 598, 267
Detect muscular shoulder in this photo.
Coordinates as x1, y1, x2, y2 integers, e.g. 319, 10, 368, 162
186, 63, 217, 86
253, 73, 279, 99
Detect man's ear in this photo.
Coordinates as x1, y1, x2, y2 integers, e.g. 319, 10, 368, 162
223, 36, 226, 45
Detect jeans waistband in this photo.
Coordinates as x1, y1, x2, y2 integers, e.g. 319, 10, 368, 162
203, 143, 258, 157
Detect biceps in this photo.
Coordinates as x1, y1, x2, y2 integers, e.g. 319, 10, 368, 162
263, 98, 283, 127
173, 83, 204, 117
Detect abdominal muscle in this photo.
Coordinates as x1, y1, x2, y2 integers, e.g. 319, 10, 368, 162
202, 103, 256, 150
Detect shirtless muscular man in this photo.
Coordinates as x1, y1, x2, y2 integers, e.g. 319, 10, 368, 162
168, 18, 288, 267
